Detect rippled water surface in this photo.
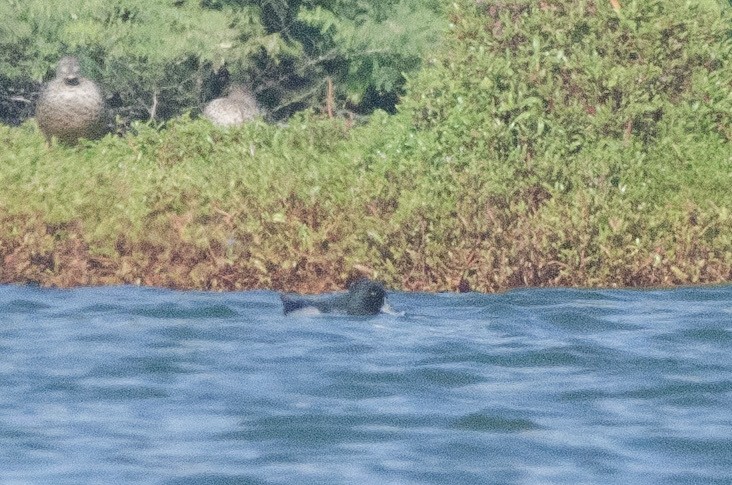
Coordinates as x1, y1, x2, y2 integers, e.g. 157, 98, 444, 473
1, 284, 731, 484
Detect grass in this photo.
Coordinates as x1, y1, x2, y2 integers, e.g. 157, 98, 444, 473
0, 109, 730, 292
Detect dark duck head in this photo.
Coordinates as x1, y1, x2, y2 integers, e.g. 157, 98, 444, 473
344, 278, 386, 315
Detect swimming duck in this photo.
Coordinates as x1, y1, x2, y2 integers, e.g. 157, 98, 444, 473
281, 279, 387, 316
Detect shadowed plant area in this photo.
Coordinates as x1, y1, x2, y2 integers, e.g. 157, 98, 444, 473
1, 0, 731, 292
0, 0, 445, 124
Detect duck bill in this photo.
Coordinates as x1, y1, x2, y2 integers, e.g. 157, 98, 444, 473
380, 300, 402, 315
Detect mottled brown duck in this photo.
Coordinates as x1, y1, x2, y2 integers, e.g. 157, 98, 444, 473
203, 85, 261, 127
35, 56, 107, 146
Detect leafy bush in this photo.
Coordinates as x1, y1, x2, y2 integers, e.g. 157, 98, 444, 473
1, 0, 731, 291
292, 0, 445, 111
344, 0, 732, 289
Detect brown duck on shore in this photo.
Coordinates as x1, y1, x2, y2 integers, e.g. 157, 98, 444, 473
203, 84, 261, 127
35, 56, 107, 146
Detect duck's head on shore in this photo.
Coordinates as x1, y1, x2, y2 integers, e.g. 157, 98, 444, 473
56, 56, 82, 86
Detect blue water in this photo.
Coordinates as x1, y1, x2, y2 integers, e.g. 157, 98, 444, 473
1, 284, 731, 484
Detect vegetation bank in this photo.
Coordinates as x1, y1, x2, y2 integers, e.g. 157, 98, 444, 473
1, 0, 731, 292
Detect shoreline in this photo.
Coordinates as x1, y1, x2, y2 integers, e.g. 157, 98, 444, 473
2, 264, 730, 294
2, 277, 730, 294
2, 215, 730, 294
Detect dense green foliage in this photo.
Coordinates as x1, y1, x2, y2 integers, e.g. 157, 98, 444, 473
0, 0, 444, 124
407, 1, 732, 197
1, 0, 731, 291
383, 0, 732, 288
292, 0, 445, 110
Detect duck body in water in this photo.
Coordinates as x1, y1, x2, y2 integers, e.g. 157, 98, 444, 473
281, 279, 387, 316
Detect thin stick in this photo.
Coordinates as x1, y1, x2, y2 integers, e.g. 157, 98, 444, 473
326, 77, 334, 118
